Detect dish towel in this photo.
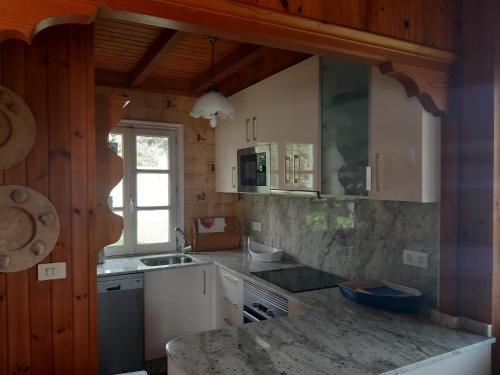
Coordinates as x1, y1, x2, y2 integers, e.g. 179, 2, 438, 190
198, 217, 226, 233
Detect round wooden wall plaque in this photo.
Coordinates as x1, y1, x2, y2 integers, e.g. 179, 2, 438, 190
0, 85, 36, 170
0, 185, 60, 273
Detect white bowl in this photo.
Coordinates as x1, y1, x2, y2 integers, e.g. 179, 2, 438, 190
248, 239, 284, 262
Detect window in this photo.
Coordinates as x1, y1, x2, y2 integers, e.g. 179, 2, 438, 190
106, 121, 183, 256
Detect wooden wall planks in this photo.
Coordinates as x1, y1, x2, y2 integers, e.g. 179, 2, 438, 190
234, 0, 459, 51
0, 24, 96, 375
438, 0, 500, 371
25, 32, 54, 375
2, 38, 32, 375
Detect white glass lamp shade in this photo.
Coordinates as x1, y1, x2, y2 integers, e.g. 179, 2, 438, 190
190, 91, 235, 128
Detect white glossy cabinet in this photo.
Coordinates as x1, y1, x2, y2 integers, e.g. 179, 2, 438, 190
144, 265, 213, 360
369, 68, 440, 202
215, 266, 243, 328
216, 56, 320, 193
216, 55, 440, 201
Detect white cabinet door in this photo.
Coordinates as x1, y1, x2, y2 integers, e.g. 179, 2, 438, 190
215, 117, 237, 193
144, 265, 212, 360
215, 91, 251, 193
369, 67, 440, 202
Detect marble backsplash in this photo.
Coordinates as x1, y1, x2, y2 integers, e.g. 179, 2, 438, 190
244, 195, 439, 310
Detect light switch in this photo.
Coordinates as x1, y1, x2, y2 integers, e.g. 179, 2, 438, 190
38, 262, 67, 281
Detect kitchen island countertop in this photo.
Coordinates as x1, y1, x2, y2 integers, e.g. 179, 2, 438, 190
98, 250, 494, 375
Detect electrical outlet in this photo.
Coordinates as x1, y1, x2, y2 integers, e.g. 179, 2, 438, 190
251, 222, 261, 232
38, 262, 67, 281
403, 249, 428, 269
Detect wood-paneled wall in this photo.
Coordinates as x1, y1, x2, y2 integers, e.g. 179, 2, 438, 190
439, 0, 500, 372
0, 24, 96, 375
235, 0, 460, 51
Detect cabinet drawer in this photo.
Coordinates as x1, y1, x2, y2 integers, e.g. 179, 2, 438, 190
221, 296, 242, 327
217, 268, 243, 301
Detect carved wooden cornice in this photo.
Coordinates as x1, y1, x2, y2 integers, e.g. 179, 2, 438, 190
95, 95, 125, 251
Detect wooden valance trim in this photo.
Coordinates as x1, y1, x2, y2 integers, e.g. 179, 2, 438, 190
0, 0, 457, 114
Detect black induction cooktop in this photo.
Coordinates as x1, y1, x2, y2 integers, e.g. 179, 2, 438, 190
251, 266, 348, 293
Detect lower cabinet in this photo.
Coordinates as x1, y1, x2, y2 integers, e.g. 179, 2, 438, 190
144, 265, 213, 360
215, 266, 243, 328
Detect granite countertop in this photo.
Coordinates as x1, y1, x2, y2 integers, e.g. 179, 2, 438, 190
97, 250, 495, 375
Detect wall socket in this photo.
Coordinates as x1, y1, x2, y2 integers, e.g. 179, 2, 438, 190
251, 222, 261, 232
403, 249, 428, 269
38, 262, 67, 281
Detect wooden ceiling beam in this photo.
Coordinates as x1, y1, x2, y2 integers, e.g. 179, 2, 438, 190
96, 69, 193, 96
129, 29, 184, 87
189, 43, 262, 95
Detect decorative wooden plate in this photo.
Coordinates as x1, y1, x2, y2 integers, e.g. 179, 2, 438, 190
0, 185, 60, 273
0, 85, 36, 170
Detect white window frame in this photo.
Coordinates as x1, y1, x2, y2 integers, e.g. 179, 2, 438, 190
106, 119, 184, 256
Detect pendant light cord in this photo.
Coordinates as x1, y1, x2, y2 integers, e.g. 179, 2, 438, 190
207, 36, 219, 87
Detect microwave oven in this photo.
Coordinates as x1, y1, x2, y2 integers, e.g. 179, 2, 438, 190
237, 145, 270, 194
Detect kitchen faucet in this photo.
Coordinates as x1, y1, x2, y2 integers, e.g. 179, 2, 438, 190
175, 227, 187, 254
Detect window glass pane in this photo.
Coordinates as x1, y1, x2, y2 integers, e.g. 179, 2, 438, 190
137, 210, 169, 244
108, 133, 123, 157
136, 136, 169, 170
110, 210, 124, 246
137, 173, 169, 207
109, 179, 123, 209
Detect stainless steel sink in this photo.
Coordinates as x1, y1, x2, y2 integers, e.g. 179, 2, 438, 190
140, 254, 195, 267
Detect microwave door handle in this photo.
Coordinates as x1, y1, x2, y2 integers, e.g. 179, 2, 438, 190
284, 155, 291, 183
252, 116, 257, 141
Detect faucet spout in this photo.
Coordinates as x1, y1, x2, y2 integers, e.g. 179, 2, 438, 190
175, 227, 186, 254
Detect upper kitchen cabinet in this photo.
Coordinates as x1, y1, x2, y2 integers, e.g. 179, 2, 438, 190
216, 57, 320, 193
369, 68, 440, 202
217, 55, 440, 202
320, 57, 370, 197
320, 58, 440, 202
215, 92, 245, 193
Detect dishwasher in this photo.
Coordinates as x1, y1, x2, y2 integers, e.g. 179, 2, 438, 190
98, 273, 145, 375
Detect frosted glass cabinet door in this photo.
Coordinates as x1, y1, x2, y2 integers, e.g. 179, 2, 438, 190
320, 57, 369, 196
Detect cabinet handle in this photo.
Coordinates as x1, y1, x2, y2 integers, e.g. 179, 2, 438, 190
375, 153, 381, 192
223, 274, 238, 284
252, 116, 257, 141
365, 166, 372, 192
245, 118, 250, 142
224, 296, 238, 307
231, 166, 236, 189
293, 155, 300, 184
223, 318, 233, 326
203, 270, 206, 295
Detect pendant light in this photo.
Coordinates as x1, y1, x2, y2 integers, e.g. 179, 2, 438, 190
190, 36, 235, 128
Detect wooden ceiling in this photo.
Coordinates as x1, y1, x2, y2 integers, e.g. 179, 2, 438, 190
94, 17, 310, 97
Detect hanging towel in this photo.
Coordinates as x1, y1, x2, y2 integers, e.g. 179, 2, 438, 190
198, 217, 226, 233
